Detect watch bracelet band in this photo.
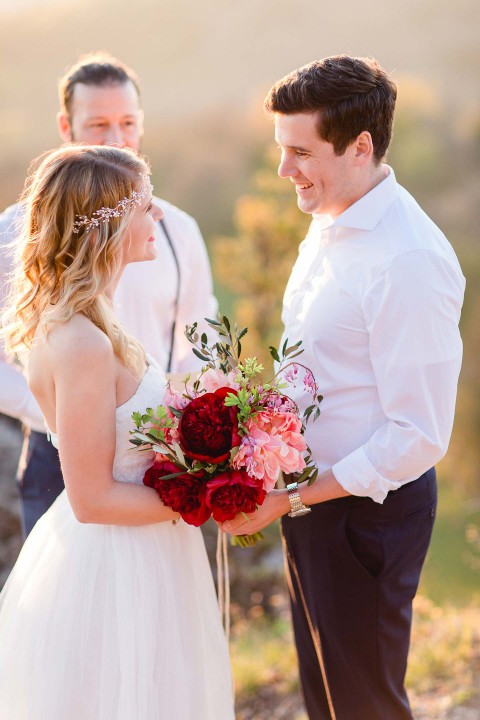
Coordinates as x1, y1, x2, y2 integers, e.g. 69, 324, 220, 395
286, 482, 311, 516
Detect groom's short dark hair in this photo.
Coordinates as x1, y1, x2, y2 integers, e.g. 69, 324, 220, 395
59, 52, 141, 117
265, 55, 397, 163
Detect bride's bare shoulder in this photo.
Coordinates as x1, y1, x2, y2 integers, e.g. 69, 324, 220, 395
46, 314, 114, 367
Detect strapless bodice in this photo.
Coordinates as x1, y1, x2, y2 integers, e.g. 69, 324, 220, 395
47, 357, 167, 485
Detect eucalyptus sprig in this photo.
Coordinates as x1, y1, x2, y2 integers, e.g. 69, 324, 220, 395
130, 406, 190, 478
185, 316, 323, 428
185, 315, 248, 375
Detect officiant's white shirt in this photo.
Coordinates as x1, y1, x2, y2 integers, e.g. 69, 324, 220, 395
0, 198, 217, 432
281, 167, 465, 503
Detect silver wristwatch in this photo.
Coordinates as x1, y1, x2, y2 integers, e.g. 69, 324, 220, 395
286, 482, 311, 518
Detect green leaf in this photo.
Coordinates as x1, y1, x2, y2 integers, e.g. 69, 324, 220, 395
192, 348, 209, 361
173, 442, 186, 466
129, 437, 143, 446
296, 466, 312, 484
286, 350, 304, 360
168, 406, 183, 418
269, 346, 281, 362
156, 470, 188, 481
131, 430, 155, 444
132, 411, 143, 428
284, 340, 302, 356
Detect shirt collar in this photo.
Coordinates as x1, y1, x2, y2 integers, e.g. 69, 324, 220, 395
312, 165, 398, 232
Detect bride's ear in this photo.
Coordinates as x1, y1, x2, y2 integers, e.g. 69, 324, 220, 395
57, 112, 73, 143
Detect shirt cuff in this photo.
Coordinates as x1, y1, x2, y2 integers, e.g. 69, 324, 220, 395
332, 446, 401, 504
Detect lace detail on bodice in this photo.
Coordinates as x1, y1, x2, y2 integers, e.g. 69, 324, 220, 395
47, 357, 167, 486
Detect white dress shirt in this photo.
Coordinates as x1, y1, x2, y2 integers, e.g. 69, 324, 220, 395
0, 197, 217, 433
281, 167, 465, 503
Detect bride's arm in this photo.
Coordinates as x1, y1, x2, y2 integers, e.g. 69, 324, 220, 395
52, 326, 178, 526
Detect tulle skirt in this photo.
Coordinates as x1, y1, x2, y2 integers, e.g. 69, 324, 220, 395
0, 491, 234, 719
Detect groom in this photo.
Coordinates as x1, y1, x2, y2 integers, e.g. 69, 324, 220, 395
224, 56, 465, 719
0, 53, 217, 535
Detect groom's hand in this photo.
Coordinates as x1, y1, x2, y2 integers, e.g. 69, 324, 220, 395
219, 489, 291, 535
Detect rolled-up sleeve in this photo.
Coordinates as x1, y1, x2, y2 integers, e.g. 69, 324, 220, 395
332, 249, 465, 503
0, 203, 46, 432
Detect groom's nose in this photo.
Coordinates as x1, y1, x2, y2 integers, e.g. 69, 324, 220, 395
103, 124, 126, 147
278, 152, 298, 179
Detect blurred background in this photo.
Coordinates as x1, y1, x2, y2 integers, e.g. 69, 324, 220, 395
0, 0, 479, 717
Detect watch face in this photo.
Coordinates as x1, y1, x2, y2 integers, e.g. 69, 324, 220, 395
289, 506, 311, 517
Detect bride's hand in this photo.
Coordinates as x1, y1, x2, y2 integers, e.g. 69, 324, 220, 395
218, 489, 291, 535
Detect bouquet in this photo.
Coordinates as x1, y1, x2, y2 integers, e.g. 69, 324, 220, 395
130, 317, 322, 546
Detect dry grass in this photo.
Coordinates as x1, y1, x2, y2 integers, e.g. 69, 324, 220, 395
231, 595, 480, 720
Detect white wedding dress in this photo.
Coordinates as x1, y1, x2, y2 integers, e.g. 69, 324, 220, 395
0, 360, 235, 719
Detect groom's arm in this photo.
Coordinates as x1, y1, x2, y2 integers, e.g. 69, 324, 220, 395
224, 250, 465, 535
221, 470, 349, 536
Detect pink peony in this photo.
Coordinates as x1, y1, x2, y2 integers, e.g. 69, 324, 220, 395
233, 410, 307, 492
197, 368, 240, 394
164, 386, 190, 413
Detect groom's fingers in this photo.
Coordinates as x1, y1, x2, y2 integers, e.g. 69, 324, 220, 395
222, 513, 254, 533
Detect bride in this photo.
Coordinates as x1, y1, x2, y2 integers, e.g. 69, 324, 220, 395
0, 144, 235, 719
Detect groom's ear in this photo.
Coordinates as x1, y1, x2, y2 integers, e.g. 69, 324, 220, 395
352, 131, 374, 166
57, 112, 73, 143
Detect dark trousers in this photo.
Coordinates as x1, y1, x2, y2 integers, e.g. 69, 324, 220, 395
281, 468, 437, 720
17, 430, 64, 536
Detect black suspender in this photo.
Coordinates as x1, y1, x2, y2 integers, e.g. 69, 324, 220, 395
158, 217, 181, 373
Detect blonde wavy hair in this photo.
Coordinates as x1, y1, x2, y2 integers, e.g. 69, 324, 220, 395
2, 144, 150, 377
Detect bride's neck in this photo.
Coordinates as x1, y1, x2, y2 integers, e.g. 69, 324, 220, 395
105, 265, 126, 301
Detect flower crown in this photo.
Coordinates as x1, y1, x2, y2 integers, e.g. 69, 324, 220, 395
72, 174, 153, 234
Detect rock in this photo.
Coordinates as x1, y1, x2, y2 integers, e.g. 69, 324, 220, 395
0, 414, 23, 588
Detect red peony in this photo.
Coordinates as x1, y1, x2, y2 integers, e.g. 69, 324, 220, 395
178, 387, 241, 463
205, 469, 266, 522
143, 460, 210, 527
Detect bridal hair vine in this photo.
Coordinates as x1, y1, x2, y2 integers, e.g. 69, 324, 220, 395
72, 174, 153, 234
